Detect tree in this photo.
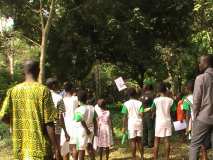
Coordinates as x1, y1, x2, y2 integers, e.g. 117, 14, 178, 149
38, 0, 56, 83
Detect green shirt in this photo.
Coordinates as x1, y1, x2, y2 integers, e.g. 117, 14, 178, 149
183, 99, 191, 111
0, 82, 57, 160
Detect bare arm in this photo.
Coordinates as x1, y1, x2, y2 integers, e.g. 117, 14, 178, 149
81, 121, 91, 135
122, 115, 128, 132
60, 113, 70, 141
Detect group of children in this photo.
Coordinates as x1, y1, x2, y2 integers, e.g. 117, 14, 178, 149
46, 77, 210, 160
47, 78, 113, 160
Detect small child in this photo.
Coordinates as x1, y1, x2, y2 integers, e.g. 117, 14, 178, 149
152, 83, 174, 160
74, 90, 91, 160
85, 94, 97, 160
96, 99, 113, 160
122, 88, 144, 160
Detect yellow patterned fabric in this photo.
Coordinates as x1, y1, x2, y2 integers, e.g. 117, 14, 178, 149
0, 82, 57, 160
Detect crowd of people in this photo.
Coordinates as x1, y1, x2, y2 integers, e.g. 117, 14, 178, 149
0, 54, 212, 160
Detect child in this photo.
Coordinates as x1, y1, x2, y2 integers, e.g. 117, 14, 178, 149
122, 88, 144, 160
183, 80, 194, 139
175, 93, 186, 142
140, 82, 155, 148
176, 93, 186, 122
152, 83, 174, 160
85, 94, 97, 160
74, 90, 91, 160
46, 78, 70, 150
61, 82, 79, 160
96, 99, 113, 160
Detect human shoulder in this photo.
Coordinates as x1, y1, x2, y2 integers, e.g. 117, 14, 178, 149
195, 73, 205, 83
153, 97, 160, 103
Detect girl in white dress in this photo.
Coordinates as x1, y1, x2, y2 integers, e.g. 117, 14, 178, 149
152, 83, 174, 160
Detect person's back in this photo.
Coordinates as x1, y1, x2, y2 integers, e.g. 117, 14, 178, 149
124, 99, 143, 121
194, 67, 213, 123
63, 95, 78, 120
60, 96, 78, 146
176, 99, 186, 121
51, 90, 63, 107
2, 82, 56, 159
154, 96, 173, 127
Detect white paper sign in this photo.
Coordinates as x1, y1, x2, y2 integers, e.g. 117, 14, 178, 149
114, 77, 127, 91
173, 120, 187, 131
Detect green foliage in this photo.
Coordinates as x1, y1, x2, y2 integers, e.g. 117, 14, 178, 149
0, 0, 212, 94
0, 122, 10, 140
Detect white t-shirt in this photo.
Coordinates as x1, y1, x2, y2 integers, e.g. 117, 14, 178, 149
63, 96, 78, 120
185, 94, 194, 120
123, 99, 143, 131
153, 97, 173, 129
51, 90, 63, 108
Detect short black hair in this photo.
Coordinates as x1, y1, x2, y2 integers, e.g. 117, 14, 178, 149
64, 82, 73, 92
24, 60, 39, 78
127, 88, 137, 98
187, 80, 195, 92
157, 83, 167, 93
46, 78, 58, 90
77, 90, 88, 104
203, 54, 213, 67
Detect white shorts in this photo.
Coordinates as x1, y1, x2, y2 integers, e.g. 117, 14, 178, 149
76, 127, 88, 150
155, 127, 172, 137
60, 129, 76, 146
128, 130, 142, 139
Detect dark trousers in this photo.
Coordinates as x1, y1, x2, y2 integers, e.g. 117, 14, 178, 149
143, 112, 155, 147
189, 120, 213, 160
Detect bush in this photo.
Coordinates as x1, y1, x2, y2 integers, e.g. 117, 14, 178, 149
0, 122, 10, 140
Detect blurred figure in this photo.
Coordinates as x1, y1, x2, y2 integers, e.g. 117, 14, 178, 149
46, 78, 70, 148
140, 82, 155, 148
61, 82, 78, 160
74, 90, 91, 160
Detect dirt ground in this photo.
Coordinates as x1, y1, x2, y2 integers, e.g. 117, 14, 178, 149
1, 139, 212, 160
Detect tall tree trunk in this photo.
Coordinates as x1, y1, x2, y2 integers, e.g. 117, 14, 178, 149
38, 0, 55, 83
38, 31, 47, 83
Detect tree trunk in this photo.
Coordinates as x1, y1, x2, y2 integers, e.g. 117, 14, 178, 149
38, 31, 47, 83
38, 0, 55, 83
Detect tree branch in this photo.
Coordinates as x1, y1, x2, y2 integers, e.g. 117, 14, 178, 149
40, 0, 45, 31
44, 0, 55, 34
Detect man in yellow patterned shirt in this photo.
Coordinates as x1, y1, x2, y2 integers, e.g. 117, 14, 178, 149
0, 60, 61, 160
